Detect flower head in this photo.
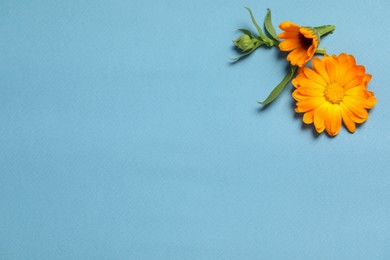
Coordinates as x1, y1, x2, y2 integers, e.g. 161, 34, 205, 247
292, 53, 377, 136
234, 34, 257, 52
278, 22, 319, 67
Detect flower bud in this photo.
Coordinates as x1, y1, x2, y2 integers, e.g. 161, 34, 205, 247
234, 34, 256, 52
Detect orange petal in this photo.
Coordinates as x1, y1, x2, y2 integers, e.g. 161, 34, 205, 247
348, 55, 357, 66
340, 102, 366, 124
303, 110, 315, 124
307, 44, 317, 57
296, 53, 311, 67
335, 62, 353, 84
344, 94, 377, 109
292, 72, 307, 88
343, 97, 369, 119
339, 67, 360, 87
356, 65, 366, 76
279, 38, 301, 51
340, 105, 356, 133
298, 78, 326, 90
324, 56, 337, 83
295, 97, 325, 112
343, 75, 364, 90
292, 90, 307, 101
279, 22, 300, 32
314, 103, 329, 133
296, 87, 324, 97
278, 31, 299, 38
287, 47, 307, 67
316, 124, 325, 133
312, 58, 330, 83
299, 28, 316, 39
302, 68, 328, 86
329, 104, 341, 136
345, 85, 367, 97
338, 53, 356, 66
337, 53, 349, 65
362, 74, 372, 86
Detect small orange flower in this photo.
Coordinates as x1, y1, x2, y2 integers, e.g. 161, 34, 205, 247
278, 22, 319, 67
292, 53, 377, 136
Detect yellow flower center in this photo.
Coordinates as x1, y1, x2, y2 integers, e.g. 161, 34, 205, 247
324, 83, 345, 104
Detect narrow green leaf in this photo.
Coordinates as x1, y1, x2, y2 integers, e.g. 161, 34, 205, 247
230, 47, 258, 61
264, 9, 280, 44
313, 25, 336, 37
244, 7, 272, 45
231, 40, 265, 61
257, 66, 297, 105
238, 29, 253, 38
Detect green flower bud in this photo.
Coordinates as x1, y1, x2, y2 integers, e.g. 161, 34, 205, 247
234, 34, 256, 52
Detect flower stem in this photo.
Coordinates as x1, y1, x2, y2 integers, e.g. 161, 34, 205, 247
315, 48, 327, 55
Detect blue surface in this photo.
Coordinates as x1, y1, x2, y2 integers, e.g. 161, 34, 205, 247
1, 0, 390, 259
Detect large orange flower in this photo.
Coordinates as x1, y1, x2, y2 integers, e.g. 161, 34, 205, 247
278, 22, 319, 67
292, 53, 377, 136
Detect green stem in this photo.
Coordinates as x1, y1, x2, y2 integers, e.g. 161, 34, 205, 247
315, 48, 327, 55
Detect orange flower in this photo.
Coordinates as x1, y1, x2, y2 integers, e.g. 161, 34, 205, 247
292, 53, 377, 136
278, 22, 319, 67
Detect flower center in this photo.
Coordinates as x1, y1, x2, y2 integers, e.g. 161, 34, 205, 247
324, 83, 345, 104
299, 34, 313, 48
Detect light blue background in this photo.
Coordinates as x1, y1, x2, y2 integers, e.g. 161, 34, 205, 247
1, 0, 390, 259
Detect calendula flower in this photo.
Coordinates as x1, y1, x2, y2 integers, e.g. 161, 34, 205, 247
278, 22, 319, 67
292, 53, 377, 136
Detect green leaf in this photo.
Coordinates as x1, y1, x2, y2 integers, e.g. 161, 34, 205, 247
238, 29, 253, 38
313, 25, 336, 37
230, 46, 258, 61
244, 7, 273, 46
264, 9, 280, 44
231, 40, 265, 61
257, 66, 297, 105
